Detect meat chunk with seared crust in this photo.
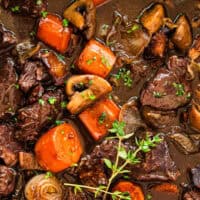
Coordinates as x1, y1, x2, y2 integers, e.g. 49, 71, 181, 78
0, 23, 17, 54
15, 90, 63, 141
130, 140, 180, 181
19, 61, 50, 93
0, 165, 16, 196
140, 68, 191, 110
1, 0, 48, 17
0, 58, 23, 120
0, 125, 22, 166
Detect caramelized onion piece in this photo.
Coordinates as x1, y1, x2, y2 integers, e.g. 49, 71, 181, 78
171, 15, 192, 51
140, 3, 165, 35
66, 75, 112, 114
169, 133, 198, 154
25, 174, 62, 200
15, 41, 41, 64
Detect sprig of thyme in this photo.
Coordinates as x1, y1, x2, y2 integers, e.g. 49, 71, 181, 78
64, 121, 162, 200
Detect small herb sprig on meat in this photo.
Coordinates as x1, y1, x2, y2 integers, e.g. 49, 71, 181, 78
114, 68, 133, 88
64, 121, 162, 200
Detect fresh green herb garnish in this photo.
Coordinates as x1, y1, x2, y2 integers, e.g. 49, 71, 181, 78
64, 120, 162, 200
47, 117, 52, 121
187, 92, 191, 99
108, 94, 113, 100
88, 94, 96, 100
88, 80, 93, 86
98, 112, 107, 124
86, 56, 97, 65
153, 91, 166, 98
106, 40, 116, 47
56, 53, 65, 61
61, 101, 67, 108
146, 194, 152, 200
70, 63, 75, 69
114, 68, 133, 88
38, 99, 45, 106
41, 11, 48, 18
29, 31, 36, 37
14, 84, 19, 89
11, 6, 20, 13
36, 0, 42, 5
127, 24, 140, 34
55, 120, 64, 125
45, 171, 53, 179
48, 97, 57, 105
62, 19, 69, 27
173, 82, 185, 96
101, 56, 111, 68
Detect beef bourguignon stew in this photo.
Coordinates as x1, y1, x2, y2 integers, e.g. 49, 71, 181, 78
0, 0, 200, 199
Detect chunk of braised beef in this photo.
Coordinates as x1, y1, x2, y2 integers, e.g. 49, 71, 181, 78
142, 106, 178, 130
0, 58, 23, 120
19, 152, 42, 170
27, 84, 44, 104
1, 0, 48, 17
19, 61, 50, 93
0, 165, 16, 196
145, 31, 167, 58
15, 90, 63, 141
140, 67, 191, 110
167, 55, 189, 78
191, 165, 200, 189
0, 125, 22, 167
36, 50, 69, 85
0, 23, 17, 54
130, 140, 180, 181
65, 188, 89, 200
184, 190, 200, 200
78, 139, 118, 187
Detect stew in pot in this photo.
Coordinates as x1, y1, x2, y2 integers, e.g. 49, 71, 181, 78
0, 0, 200, 199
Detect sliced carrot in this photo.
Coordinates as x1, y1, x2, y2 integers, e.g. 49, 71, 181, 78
35, 123, 83, 172
93, 0, 110, 6
79, 98, 120, 141
37, 14, 71, 53
77, 39, 116, 78
153, 183, 179, 193
112, 181, 144, 200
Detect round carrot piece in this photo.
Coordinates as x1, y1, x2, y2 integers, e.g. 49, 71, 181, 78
35, 123, 83, 172
112, 181, 144, 200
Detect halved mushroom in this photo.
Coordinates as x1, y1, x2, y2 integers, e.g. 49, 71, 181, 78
171, 15, 192, 51
140, 3, 165, 35
119, 99, 146, 134
66, 75, 112, 114
189, 103, 200, 132
63, 0, 96, 40
169, 133, 198, 154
